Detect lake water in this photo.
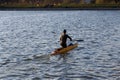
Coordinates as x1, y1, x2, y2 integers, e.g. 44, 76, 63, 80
0, 10, 120, 80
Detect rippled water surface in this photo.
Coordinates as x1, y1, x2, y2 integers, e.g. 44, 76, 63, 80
0, 11, 120, 80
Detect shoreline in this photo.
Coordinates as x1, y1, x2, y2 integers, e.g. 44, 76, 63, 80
0, 7, 120, 11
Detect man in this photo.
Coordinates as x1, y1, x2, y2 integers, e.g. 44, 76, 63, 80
60, 29, 72, 48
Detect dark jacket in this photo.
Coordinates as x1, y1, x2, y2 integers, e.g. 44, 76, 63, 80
60, 33, 72, 48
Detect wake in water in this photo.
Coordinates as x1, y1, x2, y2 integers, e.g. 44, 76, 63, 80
22, 54, 51, 64
22, 52, 70, 64
33, 54, 50, 60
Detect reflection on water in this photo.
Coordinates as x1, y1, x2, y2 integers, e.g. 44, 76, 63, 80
0, 11, 120, 80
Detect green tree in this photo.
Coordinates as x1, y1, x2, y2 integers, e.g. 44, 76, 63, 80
95, 0, 104, 4
90, 0, 96, 4
95, 0, 117, 4
44, 0, 53, 4
80, 0, 85, 4
63, 0, 71, 4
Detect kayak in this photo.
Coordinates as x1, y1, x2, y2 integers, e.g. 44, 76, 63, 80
51, 43, 78, 56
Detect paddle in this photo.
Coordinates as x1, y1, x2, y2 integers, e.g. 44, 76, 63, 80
72, 39, 84, 42
58, 38, 84, 42
67, 39, 84, 46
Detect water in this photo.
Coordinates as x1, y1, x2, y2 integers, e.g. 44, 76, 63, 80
0, 10, 120, 80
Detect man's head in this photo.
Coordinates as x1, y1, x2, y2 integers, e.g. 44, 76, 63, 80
63, 29, 66, 33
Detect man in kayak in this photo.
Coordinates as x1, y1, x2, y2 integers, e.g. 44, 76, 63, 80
60, 29, 72, 48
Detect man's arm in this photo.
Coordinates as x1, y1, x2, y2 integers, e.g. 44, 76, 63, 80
60, 34, 62, 41
67, 35, 72, 41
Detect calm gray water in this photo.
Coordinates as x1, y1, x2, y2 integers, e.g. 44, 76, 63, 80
0, 11, 120, 80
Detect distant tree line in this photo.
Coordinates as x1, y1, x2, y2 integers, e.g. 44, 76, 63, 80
91, 0, 120, 4
0, 0, 120, 4
0, 0, 120, 7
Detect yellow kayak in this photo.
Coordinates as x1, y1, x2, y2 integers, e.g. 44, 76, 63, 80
51, 43, 78, 56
